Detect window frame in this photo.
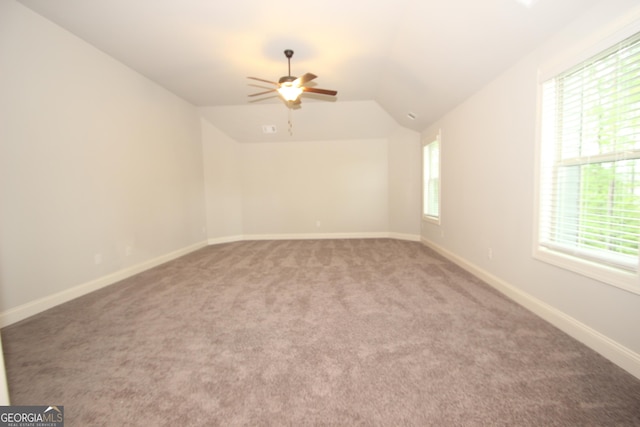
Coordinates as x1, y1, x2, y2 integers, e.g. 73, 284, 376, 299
533, 23, 640, 295
422, 130, 441, 224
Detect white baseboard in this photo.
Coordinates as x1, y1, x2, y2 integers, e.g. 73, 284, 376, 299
0, 338, 9, 405
388, 232, 422, 242
207, 235, 244, 245
2, 233, 421, 328
8, 234, 636, 380
240, 232, 421, 241
241, 232, 389, 241
209, 232, 421, 244
0, 241, 208, 328
421, 237, 640, 380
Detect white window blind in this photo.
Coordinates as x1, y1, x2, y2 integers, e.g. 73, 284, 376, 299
423, 135, 440, 220
538, 30, 640, 274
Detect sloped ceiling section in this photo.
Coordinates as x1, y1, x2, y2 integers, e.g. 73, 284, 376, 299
199, 101, 398, 143
18, 0, 600, 142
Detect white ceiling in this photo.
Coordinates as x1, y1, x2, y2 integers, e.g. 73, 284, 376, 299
18, 0, 600, 142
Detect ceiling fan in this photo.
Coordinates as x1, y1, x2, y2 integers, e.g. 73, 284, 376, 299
247, 49, 338, 106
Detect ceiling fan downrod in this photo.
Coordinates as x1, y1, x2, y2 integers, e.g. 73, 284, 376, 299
284, 49, 294, 77
247, 48, 337, 105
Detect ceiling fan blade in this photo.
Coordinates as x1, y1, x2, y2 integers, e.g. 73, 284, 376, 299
247, 76, 278, 85
303, 87, 337, 96
294, 73, 317, 86
248, 89, 277, 97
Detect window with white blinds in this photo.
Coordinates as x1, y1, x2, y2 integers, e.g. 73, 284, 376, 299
423, 132, 440, 222
537, 30, 640, 286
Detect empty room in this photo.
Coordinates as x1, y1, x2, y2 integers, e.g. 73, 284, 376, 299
1, 0, 640, 425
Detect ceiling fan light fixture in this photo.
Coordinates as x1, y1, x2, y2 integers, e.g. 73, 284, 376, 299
248, 49, 336, 106
278, 83, 303, 101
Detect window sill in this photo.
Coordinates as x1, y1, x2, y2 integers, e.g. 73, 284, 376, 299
422, 215, 440, 226
533, 246, 640, 296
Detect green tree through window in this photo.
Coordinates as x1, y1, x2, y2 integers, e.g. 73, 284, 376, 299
539, 30, 640, 273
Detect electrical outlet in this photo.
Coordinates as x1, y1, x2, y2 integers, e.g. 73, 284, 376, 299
316, 220, 321, 228
487, 248, 493, 260
125, 246, 133, 256
94, 253, 102, 265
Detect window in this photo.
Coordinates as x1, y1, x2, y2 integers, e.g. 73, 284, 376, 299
423, 131, 441, 222
536, 30, 640, 290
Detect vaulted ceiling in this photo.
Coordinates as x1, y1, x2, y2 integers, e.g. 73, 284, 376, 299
18, 0, 600, 142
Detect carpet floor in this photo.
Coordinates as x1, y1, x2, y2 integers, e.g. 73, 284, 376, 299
2, 239, 640, 426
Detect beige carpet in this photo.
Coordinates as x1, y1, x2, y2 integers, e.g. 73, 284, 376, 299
3, 239, 640, 426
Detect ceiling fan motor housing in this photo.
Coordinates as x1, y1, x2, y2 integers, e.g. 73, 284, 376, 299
247, 48, 337, 104
279, 76, 296, 84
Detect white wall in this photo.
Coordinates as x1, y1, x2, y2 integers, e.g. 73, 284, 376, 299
388, 126, 421, 238
422, 0, 640, 374
201, 119, 243, 241
201, 112, 421, 241
0, 335, 8, 405
0, 1, 207, 319
239, 138, 390, 237
0, 0, 422, 328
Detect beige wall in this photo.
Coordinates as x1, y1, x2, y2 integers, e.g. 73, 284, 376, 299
201, 111, 421, 241
201, 119, 243, 241
1, 1, 422, 325
1, 0, 639, 389
0, 1, 207, 317
239, 138, 390, 237
0, 336, 8, 404
421, 0, 640, 372
388, 126, 422, 237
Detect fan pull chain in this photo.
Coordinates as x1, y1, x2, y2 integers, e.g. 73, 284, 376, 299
288, 106, 293, 136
